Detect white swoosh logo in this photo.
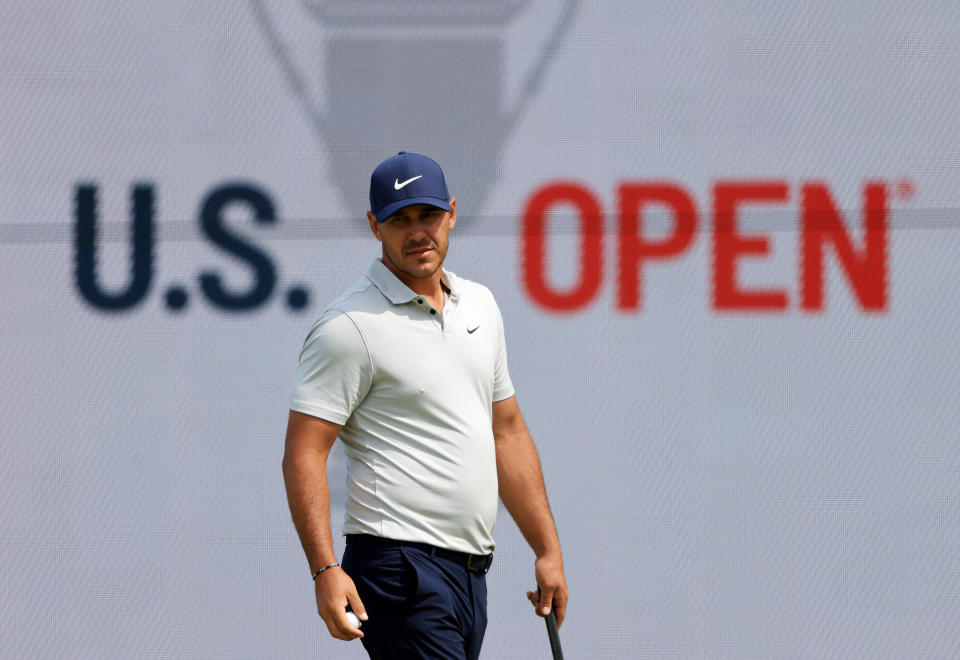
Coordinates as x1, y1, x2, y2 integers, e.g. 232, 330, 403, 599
394, 175, 423, 190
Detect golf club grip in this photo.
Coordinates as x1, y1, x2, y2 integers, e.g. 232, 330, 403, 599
545, 610, 564, 660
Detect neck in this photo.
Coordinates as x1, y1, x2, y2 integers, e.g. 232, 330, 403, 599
380, 258, 445, 299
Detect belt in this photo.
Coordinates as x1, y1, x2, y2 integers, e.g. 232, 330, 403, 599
346, 534, 494, 574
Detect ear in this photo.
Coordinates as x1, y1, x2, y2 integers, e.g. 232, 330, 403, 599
447, 197, 457, 231
367, 211, 382, 241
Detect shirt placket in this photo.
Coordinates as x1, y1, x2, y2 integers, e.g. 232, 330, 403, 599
413, 296, 444, 331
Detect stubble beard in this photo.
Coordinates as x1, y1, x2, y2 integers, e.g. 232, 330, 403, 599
384, 241, 447, 281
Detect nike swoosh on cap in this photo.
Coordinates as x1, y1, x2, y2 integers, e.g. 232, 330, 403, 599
394, 175, 423, 190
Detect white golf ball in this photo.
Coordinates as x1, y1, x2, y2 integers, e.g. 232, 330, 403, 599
346, 611, 361, 628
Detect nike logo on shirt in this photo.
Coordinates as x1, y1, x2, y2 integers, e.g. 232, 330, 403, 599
467, 326, 480, 334
394, 175, 423, 190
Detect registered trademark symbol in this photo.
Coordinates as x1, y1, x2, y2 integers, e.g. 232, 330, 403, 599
896, 179, 915, 201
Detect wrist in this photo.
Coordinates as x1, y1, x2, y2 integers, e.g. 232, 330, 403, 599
534, 546, 563, 564
311, 562, 340, 580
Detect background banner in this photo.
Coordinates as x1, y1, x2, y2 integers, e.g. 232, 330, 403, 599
3, 2, 959, 657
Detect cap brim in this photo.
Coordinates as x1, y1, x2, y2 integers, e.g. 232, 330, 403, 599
374, 196, 452, 223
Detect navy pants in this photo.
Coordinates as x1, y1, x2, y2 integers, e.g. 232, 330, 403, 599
341, 535, 488, 660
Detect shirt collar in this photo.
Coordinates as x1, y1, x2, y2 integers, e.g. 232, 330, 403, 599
365, 258, 460, 305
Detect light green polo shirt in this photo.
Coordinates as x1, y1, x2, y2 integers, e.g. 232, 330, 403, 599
290, 259, 515, 555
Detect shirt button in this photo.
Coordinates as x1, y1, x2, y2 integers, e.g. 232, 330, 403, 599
417, 298, 424, 304
430, 309, 436, 315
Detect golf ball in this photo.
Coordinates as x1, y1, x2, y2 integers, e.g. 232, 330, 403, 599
346, 611, 361, 628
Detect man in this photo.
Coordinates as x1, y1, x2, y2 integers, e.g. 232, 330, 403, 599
283, 151, 567, 659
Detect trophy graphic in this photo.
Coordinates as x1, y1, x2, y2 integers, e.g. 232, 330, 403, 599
251, 0, 578, 229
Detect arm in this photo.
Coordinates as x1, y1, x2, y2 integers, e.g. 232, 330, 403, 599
492, 395, 569, 626
282, 410, 367, 640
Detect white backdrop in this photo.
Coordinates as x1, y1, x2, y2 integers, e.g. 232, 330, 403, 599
3, 2, 960, 657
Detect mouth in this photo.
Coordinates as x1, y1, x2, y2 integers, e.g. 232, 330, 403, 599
406, 246, 434, 258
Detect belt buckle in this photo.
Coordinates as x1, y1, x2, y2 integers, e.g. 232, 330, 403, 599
467, 553, 493, 574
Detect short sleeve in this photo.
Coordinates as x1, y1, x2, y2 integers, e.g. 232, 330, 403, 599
491, 298, 515, 402
289, 310, 374, 425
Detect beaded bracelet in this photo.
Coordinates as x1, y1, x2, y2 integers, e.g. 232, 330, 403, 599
311, 562, 340, 580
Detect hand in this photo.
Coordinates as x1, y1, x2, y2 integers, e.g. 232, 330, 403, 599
314, 566, 368, 640
525, 553, 568, 627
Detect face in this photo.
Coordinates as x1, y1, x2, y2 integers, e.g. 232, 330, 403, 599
367, 198, 457, 283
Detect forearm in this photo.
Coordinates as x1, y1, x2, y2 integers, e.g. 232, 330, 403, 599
496, 430, 562, 560
282, 449, 337, 571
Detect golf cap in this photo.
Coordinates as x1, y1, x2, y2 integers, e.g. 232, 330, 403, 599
369, 151, 452, 222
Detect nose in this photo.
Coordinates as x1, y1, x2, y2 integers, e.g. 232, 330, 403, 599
408, 219, 429, 242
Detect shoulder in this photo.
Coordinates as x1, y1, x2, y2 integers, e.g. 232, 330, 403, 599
299, 276, 381, 355
308, 272, 391, 330
448, 270, 500, 309
300, 309, 366, 358
325, 273, 383, 314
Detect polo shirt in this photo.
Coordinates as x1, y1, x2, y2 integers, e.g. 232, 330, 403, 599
290, 259, 515, 555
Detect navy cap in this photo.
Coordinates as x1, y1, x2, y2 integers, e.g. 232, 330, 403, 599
369, 152, 452, 222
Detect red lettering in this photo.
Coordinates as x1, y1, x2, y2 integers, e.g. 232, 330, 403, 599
800, 182, 888, 312
521, 182, 604, 312
712, 181, 789, 311
519, 178, 893, 314
616, 182, 697, 311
